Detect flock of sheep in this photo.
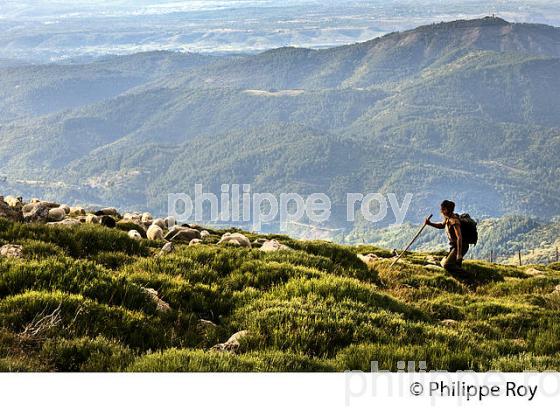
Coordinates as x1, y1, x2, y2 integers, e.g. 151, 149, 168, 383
0, 194, 290, 253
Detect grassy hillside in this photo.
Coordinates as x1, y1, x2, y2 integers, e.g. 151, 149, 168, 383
0, 217, 559, 372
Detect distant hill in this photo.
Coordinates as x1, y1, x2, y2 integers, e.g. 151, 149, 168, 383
1, 16, 560, 229
0, 51, 224, 121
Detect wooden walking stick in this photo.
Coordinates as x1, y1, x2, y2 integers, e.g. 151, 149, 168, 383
390, 214, 432, 268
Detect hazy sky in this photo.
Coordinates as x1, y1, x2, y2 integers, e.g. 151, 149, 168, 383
1, 0, 560, 61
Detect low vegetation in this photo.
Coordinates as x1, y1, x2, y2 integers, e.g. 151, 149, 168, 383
0, 218, 559, 371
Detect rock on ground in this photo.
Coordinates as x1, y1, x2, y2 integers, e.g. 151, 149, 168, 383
158, 242, 174, 257
259, 239, 291, 252
211, 330, 249, 353
142, 287, 171, 312
357, 253, 379, 265
0, 244, 23, 259
22, 203, 49, 223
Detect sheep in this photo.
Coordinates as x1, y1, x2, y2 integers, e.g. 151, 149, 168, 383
152, 218, 166, 229
100, 215, 116, 228
69, 206, 86, 216
189, 239, 203, 246
200, 230, 210, 239
4, 195, 22, 208
47, 207, 66, 222
123, 212, 142, 224
141, 212, 153, 224
164, 216, 176, 229
166, 227, 200, 243
85, 214, 99, 224
59, 204, 71, 214
147, 224, 165, 241
217, 232, 252, 248
128, 230, 142, 240
100, 207, 118, 216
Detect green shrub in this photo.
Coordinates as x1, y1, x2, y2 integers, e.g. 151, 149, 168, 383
224, 261, 322, 291
490, 353, 560, 371
127, 348, 334, 372
335, 342, 489, 372
0, 219, 149, 258
91, 251, 136, 270
0, 291, 168, 349
0, 257, 155, 313
41, 336, 134, 371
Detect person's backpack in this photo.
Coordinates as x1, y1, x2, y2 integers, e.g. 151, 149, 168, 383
458, 213, 478, 245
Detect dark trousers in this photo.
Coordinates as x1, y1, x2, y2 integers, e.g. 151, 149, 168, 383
441, 244, 469, 273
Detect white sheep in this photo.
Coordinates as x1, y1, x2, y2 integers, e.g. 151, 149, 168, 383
128, 230, 142, 240
147, 224, 165, 241
85, 214, 99, 224
4, 195, 22, 208
69, 206, 86, 216
217, 232, 252, 248
152, 218, 166, 229
59, 204, 71, 214
141, 212, 153, 224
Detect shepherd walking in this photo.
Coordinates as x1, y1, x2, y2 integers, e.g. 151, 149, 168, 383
425, 200, 477, 273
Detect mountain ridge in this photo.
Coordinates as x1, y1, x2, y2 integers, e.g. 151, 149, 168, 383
1, 17, 560, 228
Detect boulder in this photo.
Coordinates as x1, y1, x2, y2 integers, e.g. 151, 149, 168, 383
252, 238, 267, 246
357, 253, 379, 265
22, 202, 49, 223
441, 319, 458, 327
142, 287, 171, 312
158, 242, 174, 256
259, 239, 291, 252
0, 244, 23, 259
